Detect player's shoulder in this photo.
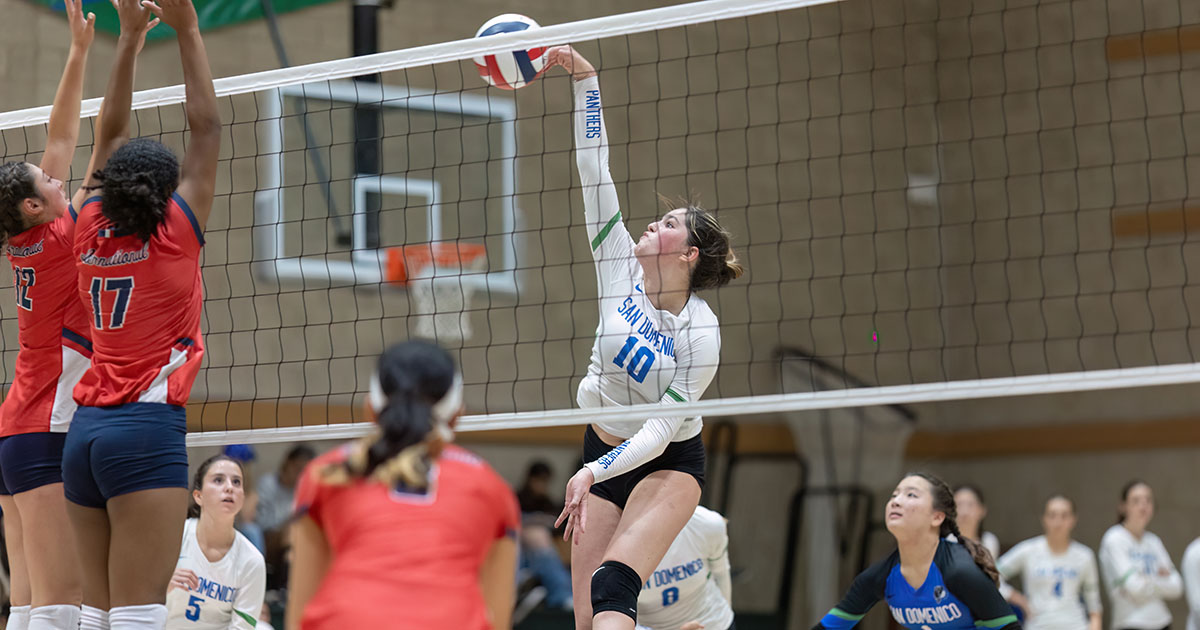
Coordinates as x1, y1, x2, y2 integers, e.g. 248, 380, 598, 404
938, 538, 986, 580
689, 505, 728, 534
1183, 537, 1200, 561
1100, 524, 1129, 546
441, 444, 490, 470
233, 529, 266, 570
1067, 540, 1096, 557
1009, 535, 1043, 555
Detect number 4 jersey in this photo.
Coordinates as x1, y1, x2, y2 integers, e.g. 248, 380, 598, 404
72, 193, 205, 407
571, 75, 722, 483
2, 212, 92, 435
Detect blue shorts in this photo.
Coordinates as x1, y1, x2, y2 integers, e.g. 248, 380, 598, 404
63, 403, 189, 508
0, 432, 67, 495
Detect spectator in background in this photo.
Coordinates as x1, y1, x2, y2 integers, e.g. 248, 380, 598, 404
257, 445, 315, 534
1100, 480, 1182, 630
955, 485, 1001, 560
517, 461, 572, 611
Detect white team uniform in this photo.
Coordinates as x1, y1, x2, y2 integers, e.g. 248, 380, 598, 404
1099, 524, 1183, 630
571, 76, 722, 483
166, 518, 266, 630
1181, 538, 1200, 630
634, 506, 734, 630
996, 536, 1102, 630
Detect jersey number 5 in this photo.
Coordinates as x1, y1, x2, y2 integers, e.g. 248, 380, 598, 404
613, 336, 654, 383
89, 277, 134, 330
185, 594, 202, 621
13, 267, 34, 311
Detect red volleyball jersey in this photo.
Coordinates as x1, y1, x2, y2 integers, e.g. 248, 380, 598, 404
294, 444, 520, 630
72, 192, 205, 407
1, 209, 93, 436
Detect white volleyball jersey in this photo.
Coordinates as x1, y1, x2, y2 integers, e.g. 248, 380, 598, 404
571, 76, 722, 483
636, 506, 734, 630
166, 518, 266, 630
997, 536, 1102, 630
1182, 538, 1200, 630
1099, 525, 1183, 630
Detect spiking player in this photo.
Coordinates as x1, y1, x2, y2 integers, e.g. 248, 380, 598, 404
813, 473, 1020, 630
61, 0, 220, 627
635, 506, 734, 630
543, 46, 743, 630
0, 1, 156, 628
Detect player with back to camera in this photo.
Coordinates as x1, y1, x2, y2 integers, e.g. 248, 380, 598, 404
996, 495, 1102, 630
61, 0, 220, 627
542, 46, 743, 630
0, 2, 157, 628
1099, 480, 1182, 630
165, 454, 266, 630
813, 473, 1021, 630
635, 505, 734, 630
287, 340, 520, 630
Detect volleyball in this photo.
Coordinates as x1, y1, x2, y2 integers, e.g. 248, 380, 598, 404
472, 14, 547, 90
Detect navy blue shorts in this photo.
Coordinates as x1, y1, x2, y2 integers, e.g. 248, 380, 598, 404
584, 425, 705, 510
0, 432, 68, 495
63, 403, 189, 508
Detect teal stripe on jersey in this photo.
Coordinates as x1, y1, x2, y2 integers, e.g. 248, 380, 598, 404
591, 213, 623, 251
830, 608, 866, 621
974, 615, 1017, 628
664, 388, 686, 403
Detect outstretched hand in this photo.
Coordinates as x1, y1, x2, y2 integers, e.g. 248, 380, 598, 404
65, 0, 96, 50
544, 45, 597, 81
110, 0, 158, 44
141, 0, 199, 33
555, 467, 595, 545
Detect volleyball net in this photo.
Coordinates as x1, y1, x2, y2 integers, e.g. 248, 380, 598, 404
0, 0, 1196, 448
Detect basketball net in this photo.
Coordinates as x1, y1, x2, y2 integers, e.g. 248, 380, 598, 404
387, 243, 487, 345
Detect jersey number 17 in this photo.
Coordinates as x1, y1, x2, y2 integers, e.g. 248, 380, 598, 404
89, 277, 134, 330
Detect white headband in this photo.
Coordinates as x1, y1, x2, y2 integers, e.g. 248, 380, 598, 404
368, 371, 464, 426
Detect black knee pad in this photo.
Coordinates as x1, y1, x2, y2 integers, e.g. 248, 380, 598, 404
591, 560, 642, 621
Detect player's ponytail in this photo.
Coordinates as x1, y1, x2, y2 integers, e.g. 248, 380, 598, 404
912, 472, 1001, 586
0, 162, 36, 247
683, 202, 742, 291
321, 340, 462, 489
86, 139, 179, 242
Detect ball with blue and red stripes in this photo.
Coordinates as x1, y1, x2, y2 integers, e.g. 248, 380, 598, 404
473, 14, 547, 90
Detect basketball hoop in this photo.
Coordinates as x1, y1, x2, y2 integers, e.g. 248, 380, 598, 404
386, 243, 487, 344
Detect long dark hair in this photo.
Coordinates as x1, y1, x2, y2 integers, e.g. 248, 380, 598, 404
659, 194, 744, 291
910, 472, 1000, 586
1117, 478, 1150, 524
189, 454, 244, 519
321, 340, 458, 488
87, 138, 180, 242
0, 162, 36, 247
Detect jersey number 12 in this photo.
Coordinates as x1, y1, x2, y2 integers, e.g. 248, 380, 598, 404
89, 277, 134, 330
13, 267, 34, 311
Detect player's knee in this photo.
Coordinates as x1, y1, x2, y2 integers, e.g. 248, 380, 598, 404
590, 560, 642, 621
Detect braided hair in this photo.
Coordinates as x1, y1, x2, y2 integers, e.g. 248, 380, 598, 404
910, 472, 1001, 586
0, 162, 37, 247
86, 139, 180, 242
320, 341, 459, 489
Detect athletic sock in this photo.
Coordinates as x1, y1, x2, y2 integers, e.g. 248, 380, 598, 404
29, 604, 81, 630
108, 604, 166, 630
8, 605, 31, 630
80, 605, 109, 630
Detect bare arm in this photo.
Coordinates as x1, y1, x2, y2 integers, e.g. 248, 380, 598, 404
40, 0, 95, 180
144, 0, 220, 230
70, 0, 157, 211
285, 516, 330, 630
479, 536, 517, 630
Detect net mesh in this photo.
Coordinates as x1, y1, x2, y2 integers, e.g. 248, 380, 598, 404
0, 0, 1197, 442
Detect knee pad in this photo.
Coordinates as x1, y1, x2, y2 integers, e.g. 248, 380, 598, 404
591, 560, 642, 621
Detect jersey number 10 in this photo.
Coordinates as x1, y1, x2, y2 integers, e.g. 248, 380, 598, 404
613, 336, 654, 383
89, 277, 134, 330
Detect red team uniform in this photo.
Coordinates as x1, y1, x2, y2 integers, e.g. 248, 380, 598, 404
62, 192, 205, 507
0, 207, 93, 496
293, 444, 520, 630
2, 210, 92, 435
